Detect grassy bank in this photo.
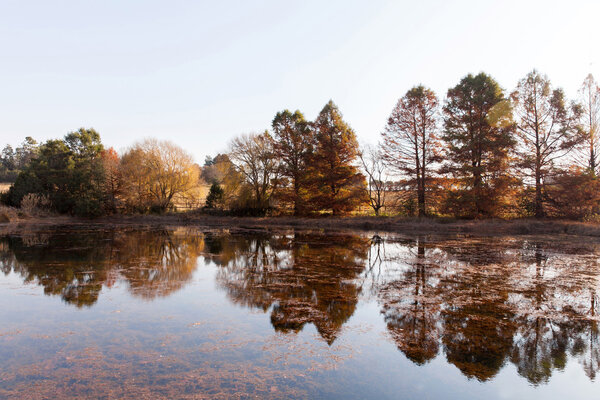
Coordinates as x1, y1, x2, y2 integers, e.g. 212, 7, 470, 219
177, 215, 600, 237
3, 209, 600, 237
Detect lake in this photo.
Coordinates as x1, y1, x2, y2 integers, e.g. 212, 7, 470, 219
0, 226, 599, 399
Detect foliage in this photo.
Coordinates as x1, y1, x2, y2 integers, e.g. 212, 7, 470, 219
511, 70, 583, 217
228, 131, 279, 213
4, 70, 600, 221
4, 128, 106, 217
101, 147, 121, 213
272, 110, 313, 215
119, 139, 200, 213
201, 153, 231, 184
544, 168, 600, 219
382, 85, 440, 216
306, 101, 366, 215
20, 193, 51, 216
442, 73, 516, 218
205, 182, 225, 209
0, 137, 38, 182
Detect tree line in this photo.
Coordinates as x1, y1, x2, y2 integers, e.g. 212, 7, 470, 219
1, 131, 201, 216
377, 70, 598, 219
1, 69, 599, 219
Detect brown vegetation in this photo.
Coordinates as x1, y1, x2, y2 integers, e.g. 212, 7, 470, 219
2, 72, 600, 220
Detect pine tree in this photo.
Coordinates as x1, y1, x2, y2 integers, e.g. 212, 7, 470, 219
442, 73, 516, 217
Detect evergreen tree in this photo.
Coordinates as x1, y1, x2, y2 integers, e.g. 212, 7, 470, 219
442, 73, 516, 217
205, 182, 224, 209
5, 128, 107, 217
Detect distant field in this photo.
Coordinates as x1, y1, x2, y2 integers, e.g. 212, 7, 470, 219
172, 184, 210, 211
0, 183, 11, 194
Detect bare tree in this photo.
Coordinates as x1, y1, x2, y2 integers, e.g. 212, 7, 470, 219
229, 131, 280, 209
382, 85, 440, 217
359, 144, 388, 215
576, 74, 600, 175
511, 70, 583, 217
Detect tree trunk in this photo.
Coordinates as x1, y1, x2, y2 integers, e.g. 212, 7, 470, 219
417, 174, 425, 218
535, 166, 544, 218
473, 169, 482, 217
590, 144, 596, 177
293, 180, 300, 216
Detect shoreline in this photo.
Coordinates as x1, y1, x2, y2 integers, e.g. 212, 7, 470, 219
3, 214, 600, 237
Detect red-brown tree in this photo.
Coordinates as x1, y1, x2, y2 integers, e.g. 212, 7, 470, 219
307, 101, 365, 215
511, 70, 583, 217
382, 85, 440, 217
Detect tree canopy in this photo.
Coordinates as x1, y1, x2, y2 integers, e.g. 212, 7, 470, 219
442, 73, 516, 217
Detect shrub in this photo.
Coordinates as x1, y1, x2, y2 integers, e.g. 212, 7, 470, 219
20, 193, 51, 216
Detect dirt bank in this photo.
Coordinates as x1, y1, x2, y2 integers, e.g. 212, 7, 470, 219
3, 213, 600, 237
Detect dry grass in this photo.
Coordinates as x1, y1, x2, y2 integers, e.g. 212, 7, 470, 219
0, 205, 25, 223
0, 205, 72, 232
0, 183, 11, 194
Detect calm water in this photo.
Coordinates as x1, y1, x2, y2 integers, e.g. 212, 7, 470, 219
0, 226, 599, 399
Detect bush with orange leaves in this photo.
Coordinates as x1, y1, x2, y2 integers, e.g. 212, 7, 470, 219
545, 168, 600, 219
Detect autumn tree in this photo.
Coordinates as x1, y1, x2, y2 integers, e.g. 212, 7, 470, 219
271, 109, 313, 215
382, 86, 440, 217
118, 146, 151, 211
120, 139, 199, 212
100, 147, 121, 213
511, 70, 583, 217
358, 144, 389, 216
306, 101, 365, 215
544, 167, 600, 219
576, 74, 600, 175
228, 131, 279, 212
442, 73, 516, 218
202, 154, 229, 184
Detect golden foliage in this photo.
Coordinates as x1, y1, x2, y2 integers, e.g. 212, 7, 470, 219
119, 139, 200, 212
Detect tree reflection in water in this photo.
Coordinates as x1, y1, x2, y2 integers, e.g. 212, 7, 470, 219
1, 228, 600, 384
0, 228, 205, 306
379, 238, 442, 365
376, 236, 600, 384
208, 231, 370, 344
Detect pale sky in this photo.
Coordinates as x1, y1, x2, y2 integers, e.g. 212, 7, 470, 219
1, 0, 599, 163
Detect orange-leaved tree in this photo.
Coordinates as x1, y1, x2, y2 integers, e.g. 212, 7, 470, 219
382, 85, 440, 217
272, 109, 313, 215
511, 70, 583, 217
306, 101, 365, 215
100, 147, 121, 213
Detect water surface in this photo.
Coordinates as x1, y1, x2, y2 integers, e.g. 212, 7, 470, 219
0, 226, 599, 399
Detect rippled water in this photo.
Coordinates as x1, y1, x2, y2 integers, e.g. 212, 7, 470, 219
1, 226, 599, 399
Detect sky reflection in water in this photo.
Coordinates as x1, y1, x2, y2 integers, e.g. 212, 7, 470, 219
0, 227, 599, 399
